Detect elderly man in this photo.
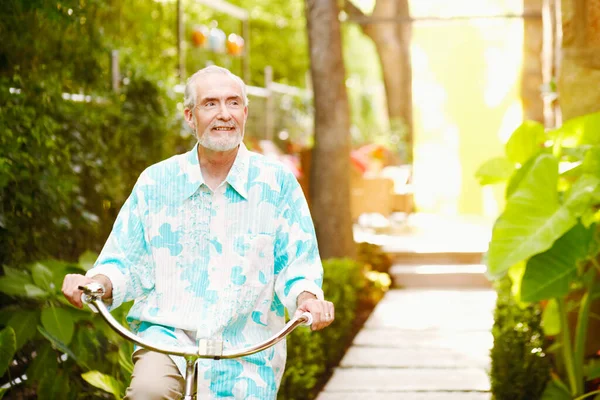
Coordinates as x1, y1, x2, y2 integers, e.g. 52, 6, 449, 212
62, 65, 334, 399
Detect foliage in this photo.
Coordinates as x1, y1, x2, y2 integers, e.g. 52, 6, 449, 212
357, 242, 392, 273
0, 256, 134, 398
279, 257, 390, 400
477, 112, 600, 399
490, 276, 551, 400
0, 0, 180, 268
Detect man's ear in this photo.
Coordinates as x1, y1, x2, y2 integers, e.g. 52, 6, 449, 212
184, 108, 194, 128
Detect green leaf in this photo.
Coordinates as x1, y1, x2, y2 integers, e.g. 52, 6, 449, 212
521, 223, 594, 302
558, 111, 600, 146
505, 154, 538, 199
0, 387, 7, 399
542, 299, 561, 336
564, 174, 600, 216
81, 370, 125, 400
78, 251, 98, 271
582, 146, 600, 177
505, 120, 546, 164
118, 344, 134, 375
475, 157, 515, 185
31, 262, 54, 292
6, 310, 39, 350
585, 359, 600, 380
37, 325, 85, 369
541, 379, 572, 400
41, 306, 75, 345
27, 343, 58, 382
24, 283, 49, 299
487, 154, 578, 278
38, 369, 70, 400
0, 327, 16, 378
0, 267, 32, 297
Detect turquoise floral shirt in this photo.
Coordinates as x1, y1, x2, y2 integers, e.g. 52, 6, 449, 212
87, 142, 324, 399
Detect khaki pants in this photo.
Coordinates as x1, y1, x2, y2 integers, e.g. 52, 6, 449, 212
124, 349, 187, 400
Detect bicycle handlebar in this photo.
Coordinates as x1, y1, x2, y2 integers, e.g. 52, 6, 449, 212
79, 283, 313, 360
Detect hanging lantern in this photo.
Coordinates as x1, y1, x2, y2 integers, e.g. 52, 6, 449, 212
208, 28, 226, 53
191, 25, 209, 48
226, 33, 245, 56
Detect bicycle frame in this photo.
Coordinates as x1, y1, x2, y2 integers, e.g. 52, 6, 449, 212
79, 283, 313, 400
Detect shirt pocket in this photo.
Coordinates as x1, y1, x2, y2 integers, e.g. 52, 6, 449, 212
227, 233, 275, 315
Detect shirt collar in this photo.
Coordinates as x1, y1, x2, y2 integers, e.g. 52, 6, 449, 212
180, 142, 250, 200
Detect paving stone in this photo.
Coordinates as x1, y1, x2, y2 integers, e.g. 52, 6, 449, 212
322, 367, 490, 392
353, 328, 493, 353
365, 289, 496, 331
340, 346, 490, 368
317, 392, 491, 400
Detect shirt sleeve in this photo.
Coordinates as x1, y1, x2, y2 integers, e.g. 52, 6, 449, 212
86, 178, 154, 310
273, 170, 324, 316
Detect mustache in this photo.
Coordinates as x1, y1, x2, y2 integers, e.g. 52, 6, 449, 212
211, 121, 236, 129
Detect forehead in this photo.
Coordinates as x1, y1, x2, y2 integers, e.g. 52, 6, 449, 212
195, 73, 243, 100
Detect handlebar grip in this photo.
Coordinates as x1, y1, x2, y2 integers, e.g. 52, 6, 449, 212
79, 283, 105, 313
300, 312, 313, 327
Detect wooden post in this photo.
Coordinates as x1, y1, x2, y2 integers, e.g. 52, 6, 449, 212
111, 50, 120, 92
177, 0, 185, 83
242, 19, 251, 83
264, 66, 274, 141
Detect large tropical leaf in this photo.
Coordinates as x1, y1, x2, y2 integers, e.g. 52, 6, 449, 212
505, 120, 546, 165
563, 174, 600, 215
81, 370, 125, 400
475, 157, 515, 185
521, 223, 594, 302
41, 306, 75, 345
540, 379, 572, 400
558, 111, 600, 146
0, 327, 16, 378
541, 299, 561, 336
505, 154, 539, 199
487, 154, 577, 278
582, 145, 600, 177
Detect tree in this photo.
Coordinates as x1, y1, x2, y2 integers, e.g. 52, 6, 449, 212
557, 0, 600, 119
304, 0, 355, 259
345, 0, 413, 163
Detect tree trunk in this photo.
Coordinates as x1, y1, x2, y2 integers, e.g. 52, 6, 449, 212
305, 0, 355, 259
346, 0, 414, 163
523, 0, 545, 123
557, 0, 600, 119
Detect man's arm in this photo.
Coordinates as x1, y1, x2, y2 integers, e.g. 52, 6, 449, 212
62, 177, 153, 310
273, 171, 334, 331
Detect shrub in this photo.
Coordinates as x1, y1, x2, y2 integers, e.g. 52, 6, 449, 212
279, 257, 390, 399
490, 276, 550, 400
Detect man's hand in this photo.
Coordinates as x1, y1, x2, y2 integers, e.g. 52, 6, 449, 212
62, 274, 113, 309
294, 291, 335, 331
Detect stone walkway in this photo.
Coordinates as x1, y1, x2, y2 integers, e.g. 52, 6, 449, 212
317, 289, 496, 399
318, 213, 496, 399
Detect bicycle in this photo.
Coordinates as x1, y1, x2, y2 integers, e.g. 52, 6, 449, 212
79, 282, 314, 400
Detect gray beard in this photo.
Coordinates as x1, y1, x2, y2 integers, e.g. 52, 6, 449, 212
196, 128, 243, 151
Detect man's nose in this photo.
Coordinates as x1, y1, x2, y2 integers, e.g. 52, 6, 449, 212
217, 103, 232, 120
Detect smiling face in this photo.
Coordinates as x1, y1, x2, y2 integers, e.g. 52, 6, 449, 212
185, 72, 248, 152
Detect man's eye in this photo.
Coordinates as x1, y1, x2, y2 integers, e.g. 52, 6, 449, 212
205, 102, 216, 107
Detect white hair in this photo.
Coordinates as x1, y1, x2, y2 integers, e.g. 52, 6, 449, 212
183, 66, 248, 109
